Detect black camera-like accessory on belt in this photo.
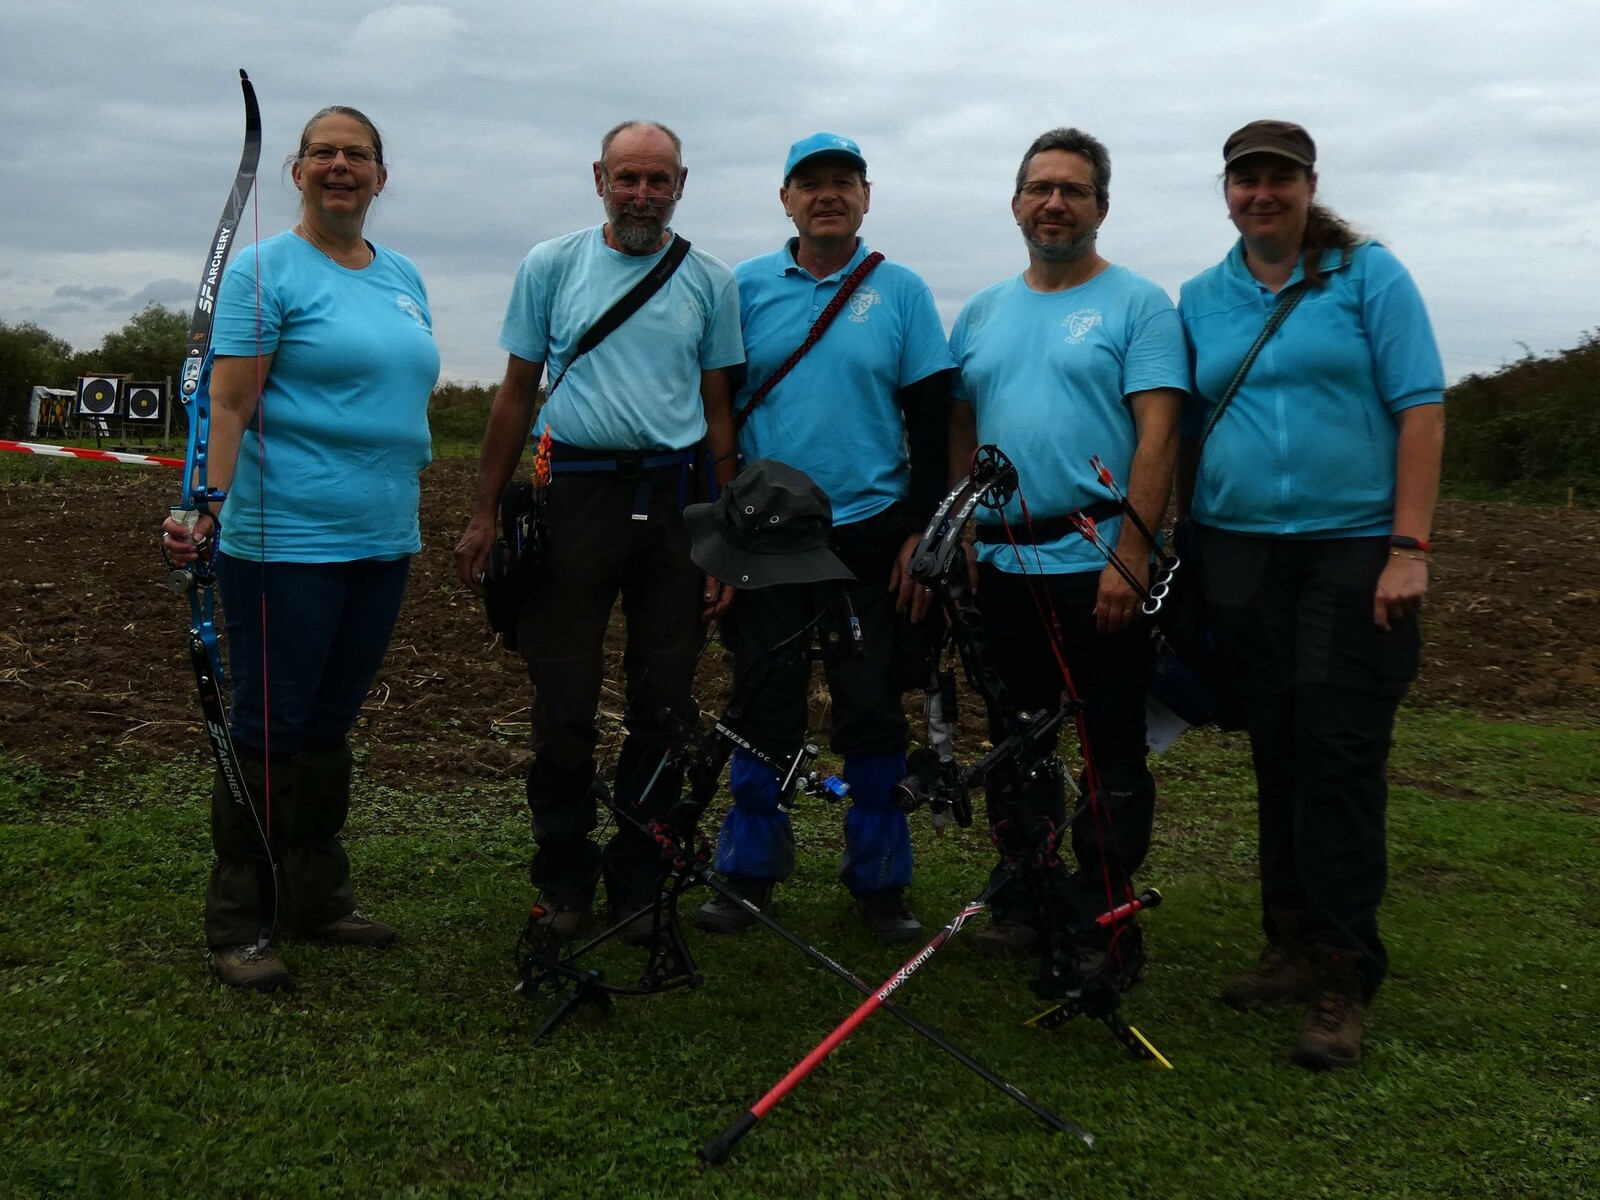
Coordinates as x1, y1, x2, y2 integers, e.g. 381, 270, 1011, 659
483, 473, 544, 651
483, 236, 693, 650
1155, 279, 1307, 727
733, 251, 884, 433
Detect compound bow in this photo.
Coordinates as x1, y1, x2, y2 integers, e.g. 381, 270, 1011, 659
902, 444, 1169, 1066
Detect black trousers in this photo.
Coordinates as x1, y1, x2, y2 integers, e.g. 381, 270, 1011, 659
1200, 527, 1420, 998
722, 504, 917, 758
515, 467, 704, 913
976, 563, 1157, 924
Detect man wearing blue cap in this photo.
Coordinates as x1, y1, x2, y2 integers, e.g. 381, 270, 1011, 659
695, 132, 955, 944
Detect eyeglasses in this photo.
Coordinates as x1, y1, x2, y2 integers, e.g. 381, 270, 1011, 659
602, 180, 681, 209
1018, 181, 1099, 203
302, 143, 378, 167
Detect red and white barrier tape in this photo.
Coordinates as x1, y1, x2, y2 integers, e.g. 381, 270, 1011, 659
0, 440, 182, 468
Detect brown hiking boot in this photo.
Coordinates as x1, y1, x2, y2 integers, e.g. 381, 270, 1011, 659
302, 910, 396, 948
855, 889, 924, 946
212, 943, 291, 993
1222, 907, 1311, 1009
529, 905, 597, 939
1222, 940, 1313, 1009
1292, 948, 1367, 1070
694, 879, 774, 935
610, 904, 665, 948
972, 918, 1039, 959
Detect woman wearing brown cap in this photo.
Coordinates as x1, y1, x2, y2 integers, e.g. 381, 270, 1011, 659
1176, 120, 1445, 1069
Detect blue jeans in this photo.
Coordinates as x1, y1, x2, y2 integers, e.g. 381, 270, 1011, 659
216, 554, 411, 757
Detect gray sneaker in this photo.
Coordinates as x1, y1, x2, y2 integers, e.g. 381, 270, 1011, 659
694, 880, 773, 935
212, 943, 291, 993
855, 889, 924, 946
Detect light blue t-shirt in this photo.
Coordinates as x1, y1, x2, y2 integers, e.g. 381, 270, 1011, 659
733, 239, 955, 525
950, 264, 1188, 573
1177, 240, 1444, 537
499, 226, 744, 451
211, 231, 440, 562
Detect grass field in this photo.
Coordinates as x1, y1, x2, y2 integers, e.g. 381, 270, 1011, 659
2, 708, 1595, 1199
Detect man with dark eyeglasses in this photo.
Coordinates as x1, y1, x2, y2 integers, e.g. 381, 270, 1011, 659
948, 127, 1187, 962
456, 121, 743, 941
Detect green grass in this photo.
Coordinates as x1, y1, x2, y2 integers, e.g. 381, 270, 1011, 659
2, 710, 1596, 1198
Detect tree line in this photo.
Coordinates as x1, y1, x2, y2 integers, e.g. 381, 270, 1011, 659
3, 307, 1593, 504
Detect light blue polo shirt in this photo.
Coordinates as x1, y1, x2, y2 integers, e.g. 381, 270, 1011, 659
733, 239, 955, 525
499, 226, 744, 452
950, 265, 1188, 573
212, 231, 440, 562
1177, 240, 1444, 537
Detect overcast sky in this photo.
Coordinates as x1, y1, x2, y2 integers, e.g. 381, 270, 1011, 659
4, 0, 1596, 387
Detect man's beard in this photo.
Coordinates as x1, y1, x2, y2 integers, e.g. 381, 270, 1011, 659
606, 199, 672, 253
1023, 225, 1096, 263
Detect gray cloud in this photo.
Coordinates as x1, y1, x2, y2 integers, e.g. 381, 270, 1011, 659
1, 0, 1595, 383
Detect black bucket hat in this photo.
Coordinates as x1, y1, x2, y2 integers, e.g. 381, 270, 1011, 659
684, 459, 854, 588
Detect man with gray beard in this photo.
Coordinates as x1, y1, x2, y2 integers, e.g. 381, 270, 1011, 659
456, 121, 743, 940
947, 127, 1186, 964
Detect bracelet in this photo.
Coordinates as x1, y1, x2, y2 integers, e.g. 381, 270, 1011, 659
1389, 534, 1432, 553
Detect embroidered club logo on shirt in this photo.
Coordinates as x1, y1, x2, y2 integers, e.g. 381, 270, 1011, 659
1062, 308, 1103, 344
396, 293, 428, 328
847, 287, 882, 323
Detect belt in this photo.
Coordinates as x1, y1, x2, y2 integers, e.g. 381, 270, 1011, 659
544, 441, 699, 519
972, 498, 1121, 545
546, 442, 697, 478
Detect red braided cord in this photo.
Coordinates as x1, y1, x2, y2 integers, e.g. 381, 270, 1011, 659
734, 251, 884, 432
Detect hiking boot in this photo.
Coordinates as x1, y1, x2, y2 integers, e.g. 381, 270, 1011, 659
1291, 947, 1367, 1070
1222, 940, 1314, 1009
611, 904, 664, 948
694, 879, 773, 935
1222, 907, 1312, 1010
301, 910, 396, 948
855, 889, 924, 946
972, 918, 1040, 959
212, 943, 291, 993
529, 906, 597, 939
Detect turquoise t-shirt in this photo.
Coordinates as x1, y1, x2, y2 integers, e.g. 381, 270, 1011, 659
498, 226, 744, 451
950, 265, 1188, 573
732, 240, 955, 525
1177, 240, 1444, 537
210, 231, 440, 562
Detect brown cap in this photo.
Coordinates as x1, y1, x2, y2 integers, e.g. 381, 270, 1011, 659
1223, 120, 1316, 168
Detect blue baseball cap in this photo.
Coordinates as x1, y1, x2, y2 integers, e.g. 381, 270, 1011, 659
783, 132, 867, 182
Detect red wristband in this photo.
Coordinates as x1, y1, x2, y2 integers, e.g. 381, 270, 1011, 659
1389, 534, 1432, 553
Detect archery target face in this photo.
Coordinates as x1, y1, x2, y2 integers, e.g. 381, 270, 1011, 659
76, 376, 120, 417
124, 382, 165, 422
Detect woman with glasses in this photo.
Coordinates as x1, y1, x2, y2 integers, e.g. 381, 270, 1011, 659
161, 105, 440, 992
1176, 120, 1445, 1069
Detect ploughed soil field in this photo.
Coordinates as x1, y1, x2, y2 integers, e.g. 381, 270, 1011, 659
2, 457, 1597, 794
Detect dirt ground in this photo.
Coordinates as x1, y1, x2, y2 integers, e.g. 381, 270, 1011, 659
1, 457, 1596, 793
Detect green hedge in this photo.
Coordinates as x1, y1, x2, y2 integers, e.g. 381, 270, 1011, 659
1444, 332, 1600, 506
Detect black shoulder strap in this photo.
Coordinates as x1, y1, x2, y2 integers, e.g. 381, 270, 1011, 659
546, 234, 693, 398
1196, 279, 1307, 455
